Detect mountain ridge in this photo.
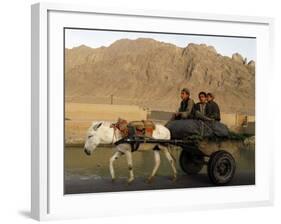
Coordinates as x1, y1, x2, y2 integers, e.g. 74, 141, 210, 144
65, 38, 255, 114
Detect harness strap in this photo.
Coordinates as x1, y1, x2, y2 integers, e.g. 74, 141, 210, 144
110, 125, 118, 145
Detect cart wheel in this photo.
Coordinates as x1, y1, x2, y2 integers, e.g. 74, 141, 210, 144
179, 150, 204, 174
207, 150, 236, 185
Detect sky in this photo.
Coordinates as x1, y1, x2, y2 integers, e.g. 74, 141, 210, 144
65, 28, 256, 61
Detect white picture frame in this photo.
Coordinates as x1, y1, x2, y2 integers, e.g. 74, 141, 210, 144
31, 2, 274, 221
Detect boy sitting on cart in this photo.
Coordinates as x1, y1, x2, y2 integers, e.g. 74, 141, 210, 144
170, 88, 195, 120
194, 91, 221, 122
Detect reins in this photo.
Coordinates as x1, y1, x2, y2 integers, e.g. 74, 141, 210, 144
110, 124, 119, 145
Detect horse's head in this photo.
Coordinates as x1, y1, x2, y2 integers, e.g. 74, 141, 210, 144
84, 122, 103, 156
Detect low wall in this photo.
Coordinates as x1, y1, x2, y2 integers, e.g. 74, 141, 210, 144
65, 103, 255, 145
65, 103, 148, 145
66, 103, 148, 121
221, 113, 255, 133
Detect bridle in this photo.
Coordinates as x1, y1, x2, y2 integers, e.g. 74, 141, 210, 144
110, 119, 129, 144
110, 123, 119, 145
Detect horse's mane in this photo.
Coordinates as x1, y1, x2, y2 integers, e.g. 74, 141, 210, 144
89, 121, 112, 131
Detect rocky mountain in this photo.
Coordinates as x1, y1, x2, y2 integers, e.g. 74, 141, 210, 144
65, 38, 255, 114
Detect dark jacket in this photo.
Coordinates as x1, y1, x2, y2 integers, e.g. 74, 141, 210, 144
193, 102, 213, 121
193, 102, 207, 115
206, 101, 221, 121
177, 98, 195, 119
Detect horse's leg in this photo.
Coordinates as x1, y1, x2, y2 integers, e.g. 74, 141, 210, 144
124, 150, 134, 184
109, 151, 122, 182
161, 146, 177, 182
147, 149, 161, 183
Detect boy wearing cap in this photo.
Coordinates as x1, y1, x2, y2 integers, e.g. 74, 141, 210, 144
172, 88, 195, 120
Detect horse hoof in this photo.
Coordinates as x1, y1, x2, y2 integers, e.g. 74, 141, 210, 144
111, 178, 116, 183
127, 179, 134, 185
171, 176, 177, 182
146, 177, 154, 184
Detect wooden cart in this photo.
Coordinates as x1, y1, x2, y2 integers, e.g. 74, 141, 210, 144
115, 136, 246, 185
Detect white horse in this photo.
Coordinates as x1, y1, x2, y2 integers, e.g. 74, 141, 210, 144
84, 121, 177, 184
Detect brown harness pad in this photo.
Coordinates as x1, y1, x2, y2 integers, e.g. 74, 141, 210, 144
112, 118, 155, 138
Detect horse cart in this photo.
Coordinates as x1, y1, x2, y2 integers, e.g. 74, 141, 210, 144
114, 121, 248, 186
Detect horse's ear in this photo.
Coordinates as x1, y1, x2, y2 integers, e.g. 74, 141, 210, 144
93, 122, 102, 130
97, 122, 102, 129
118, 117, 125, 122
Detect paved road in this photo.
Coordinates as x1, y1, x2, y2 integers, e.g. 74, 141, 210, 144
64, 170, 255, 194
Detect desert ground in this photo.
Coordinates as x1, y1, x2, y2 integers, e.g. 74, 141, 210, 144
64, 145, 255, 194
